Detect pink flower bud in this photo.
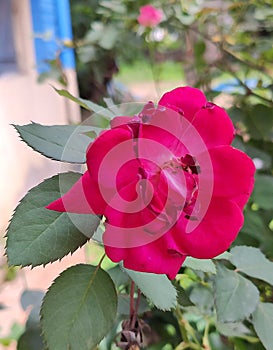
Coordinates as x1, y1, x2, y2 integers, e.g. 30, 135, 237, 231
137, 5, 163, 27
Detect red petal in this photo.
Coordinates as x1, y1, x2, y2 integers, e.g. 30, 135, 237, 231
191, 104, 235, 148
86, 127, 136, 192
139, 122, 188, 160
105, 233, 186, 279
172, 197, 244, 258
209, 146, 255, 200
46, 171, 106, 214
158, 86, 207, 121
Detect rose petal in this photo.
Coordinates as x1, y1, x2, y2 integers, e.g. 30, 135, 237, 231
172, 197, 244, 258
209, 146, 255, 200
139, 122, 188, 160
191, 104, 235, 148
158, 86, 207, 121
105, 233, 186, 279
46, 171, 106, 214
86, 126, 134, 182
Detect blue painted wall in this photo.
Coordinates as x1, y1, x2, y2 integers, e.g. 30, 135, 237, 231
30, 0, 75, 73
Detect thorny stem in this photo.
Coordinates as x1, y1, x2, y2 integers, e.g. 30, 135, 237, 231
174, 306, 203, 350
202, 319, 211, 350
174, 306, 190, 343
130, 281, 136, 319
175, 342, 201, 350
130, 282, 142, 329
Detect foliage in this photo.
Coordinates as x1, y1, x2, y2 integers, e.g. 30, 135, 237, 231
5, 0, 273, 349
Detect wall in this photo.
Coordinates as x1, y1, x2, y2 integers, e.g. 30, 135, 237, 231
0, 0, 81, 232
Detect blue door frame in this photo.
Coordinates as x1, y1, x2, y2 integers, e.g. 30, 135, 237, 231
30, 0, 75, 73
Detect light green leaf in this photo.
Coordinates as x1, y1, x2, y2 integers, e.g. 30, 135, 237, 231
41, 264, 117, 350
14, 123, 93, 163
99, 25, 119, 50
108, 265, 130, 287
215, 264, 259, 322
216, 322, 250, 338
54, 88, 114, 121
6, 173, 100, 267
213, 251, 232, 260
123, 268, 177, 311
230, 246, 273, 285
184, 257, 216, 274
190, 284, 214, 315
252, 302, 273, 350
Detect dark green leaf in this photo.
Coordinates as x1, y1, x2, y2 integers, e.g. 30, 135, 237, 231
245, 144, 272, 170
230, 246, 273, 285
6, 173, 100, 267
253, 174, 273, 210
41, 264, 117, 350
17, 327, 44, 350
117, 294, 150, 315
14, 123, 93, 163
21, 290, 44, 311
215, 264, 259, 322
21, 289, 45, 328
177, 285, 194, 307
123, 268, 177, 311
241, 210, 266, 240
246, 104, 273, 141
252, 302, 273, 350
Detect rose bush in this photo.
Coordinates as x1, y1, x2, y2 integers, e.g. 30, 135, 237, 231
137, 4, 163, 28
47, 86, 255, 279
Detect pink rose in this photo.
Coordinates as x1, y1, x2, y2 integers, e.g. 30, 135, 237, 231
137, 5, 163, 27
47, 86, 255, 279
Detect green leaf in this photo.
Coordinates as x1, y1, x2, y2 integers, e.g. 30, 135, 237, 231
17, 327, 44, 350
183, 257, 216, 274
14, 123, 94, 163
230, 246, 273, 285
117, 294, 150, 315
252, 174, 273, 210
21, 289, 45, 328
41, 264, 117, 350
213, 251, 232, 260
252, 302, 273, 350
123, 268, 177, 311
215, 264, 259, 322
21, 290, 44, 311
6, 173, 100, 267
108, 265, 130, 288
241, 210, 266, 240
246, 104, 273, 141
54, 88, 114, 121
99, 25, 119, 50
216, 322, 250, 338
177, 285, 194, 307
190, 284, 214, 315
